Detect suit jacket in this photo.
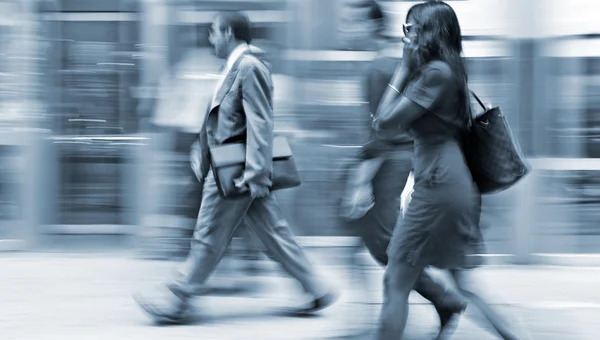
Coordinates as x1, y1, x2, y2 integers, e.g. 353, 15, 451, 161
359, 56, 413, 160
195, 51, 274, 188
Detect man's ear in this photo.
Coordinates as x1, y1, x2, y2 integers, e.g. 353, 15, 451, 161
225, 27, 233, 41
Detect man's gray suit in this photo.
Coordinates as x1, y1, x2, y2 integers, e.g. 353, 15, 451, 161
171, 50, 327, 299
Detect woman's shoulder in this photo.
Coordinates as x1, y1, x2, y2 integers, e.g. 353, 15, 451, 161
421, 61, 454, 82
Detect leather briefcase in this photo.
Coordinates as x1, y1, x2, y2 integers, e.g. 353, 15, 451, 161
209, 136, 301, 198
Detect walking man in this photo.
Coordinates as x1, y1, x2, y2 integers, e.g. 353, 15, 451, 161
134, 11, 337, 323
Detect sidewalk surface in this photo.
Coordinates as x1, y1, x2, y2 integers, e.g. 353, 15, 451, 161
1, 253, 599, 340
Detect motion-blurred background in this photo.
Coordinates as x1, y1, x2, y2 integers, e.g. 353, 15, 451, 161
0, 1, 599, 339
0, 0, 597, 262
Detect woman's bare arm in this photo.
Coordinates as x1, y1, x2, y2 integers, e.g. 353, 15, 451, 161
376, 66, 411, 121
374, 95, 426, 138
374, 63, 451, 138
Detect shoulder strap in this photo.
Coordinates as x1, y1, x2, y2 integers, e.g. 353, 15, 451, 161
467, 89, 490, 128
464, 84, 474, 129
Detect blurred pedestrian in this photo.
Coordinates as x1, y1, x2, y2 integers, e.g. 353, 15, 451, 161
339, 1, 467, 338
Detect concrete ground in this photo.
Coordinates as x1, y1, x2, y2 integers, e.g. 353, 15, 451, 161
1, 253, 599, 340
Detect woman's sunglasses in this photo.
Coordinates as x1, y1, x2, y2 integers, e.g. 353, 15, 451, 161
402, 23, 414, 36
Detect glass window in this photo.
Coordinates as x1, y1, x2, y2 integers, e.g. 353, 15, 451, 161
538, 38, 600, 158
37, 1, 144, 228
41, 1, 141, 135
0, 145, 24, 239
533, 38, 600, 254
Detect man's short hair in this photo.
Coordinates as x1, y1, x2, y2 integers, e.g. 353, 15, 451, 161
368, 1, 384, 21
216, 11, 252, 44
368, 1, 385, 35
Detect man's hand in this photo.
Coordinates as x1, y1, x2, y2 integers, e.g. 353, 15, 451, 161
340, 184, 375, 221
190, 140, 204, 182
234, 177, 270, 198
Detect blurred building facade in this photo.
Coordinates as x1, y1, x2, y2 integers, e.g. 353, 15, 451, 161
0, 0, 597, 262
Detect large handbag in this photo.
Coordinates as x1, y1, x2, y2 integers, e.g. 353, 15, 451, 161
209, 136, 301, 198
464, 91, 530, 194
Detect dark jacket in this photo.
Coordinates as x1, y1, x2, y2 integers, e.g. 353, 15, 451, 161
360, 56, 413, 160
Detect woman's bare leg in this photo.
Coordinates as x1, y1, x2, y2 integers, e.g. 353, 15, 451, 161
376, 261, 424, 340
450, 268, 530, 340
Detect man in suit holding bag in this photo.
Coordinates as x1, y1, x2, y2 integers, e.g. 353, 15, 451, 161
134, 11, 337, 323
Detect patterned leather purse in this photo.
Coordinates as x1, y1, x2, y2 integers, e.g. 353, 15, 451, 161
464, 91, 530, 194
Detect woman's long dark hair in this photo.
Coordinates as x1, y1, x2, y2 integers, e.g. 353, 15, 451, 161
406, 1, 469, 121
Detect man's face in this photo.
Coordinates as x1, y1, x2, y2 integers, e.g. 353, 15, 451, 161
209, 18, 229, 59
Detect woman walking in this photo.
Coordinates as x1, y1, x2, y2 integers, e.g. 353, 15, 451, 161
372, 1, 529, 339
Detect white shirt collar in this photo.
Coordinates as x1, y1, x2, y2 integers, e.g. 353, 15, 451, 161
225, 43, 249, 72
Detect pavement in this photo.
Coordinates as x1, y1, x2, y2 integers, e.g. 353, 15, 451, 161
1, 253, 599, 340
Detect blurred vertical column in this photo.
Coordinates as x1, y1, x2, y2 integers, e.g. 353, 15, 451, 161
506, 0, 542, 264
0, 0, 46, 251
137, 0, 169, 242
135, 0, 175, 258
21, 0, 46, 250
138, 0, 169, 92
25, 0, 61, 250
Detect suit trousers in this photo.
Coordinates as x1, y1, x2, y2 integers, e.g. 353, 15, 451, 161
169, 169, 328, 299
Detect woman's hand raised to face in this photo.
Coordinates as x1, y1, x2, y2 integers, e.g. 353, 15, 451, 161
400, 37, 418, 71
388, 38, 416, 92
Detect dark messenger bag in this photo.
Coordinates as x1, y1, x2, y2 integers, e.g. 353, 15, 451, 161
209, 136, 301, 198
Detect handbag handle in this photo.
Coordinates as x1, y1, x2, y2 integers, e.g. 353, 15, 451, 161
470, 90, 487, 111
466, 90, 492, 129
464, 87, 476, 128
